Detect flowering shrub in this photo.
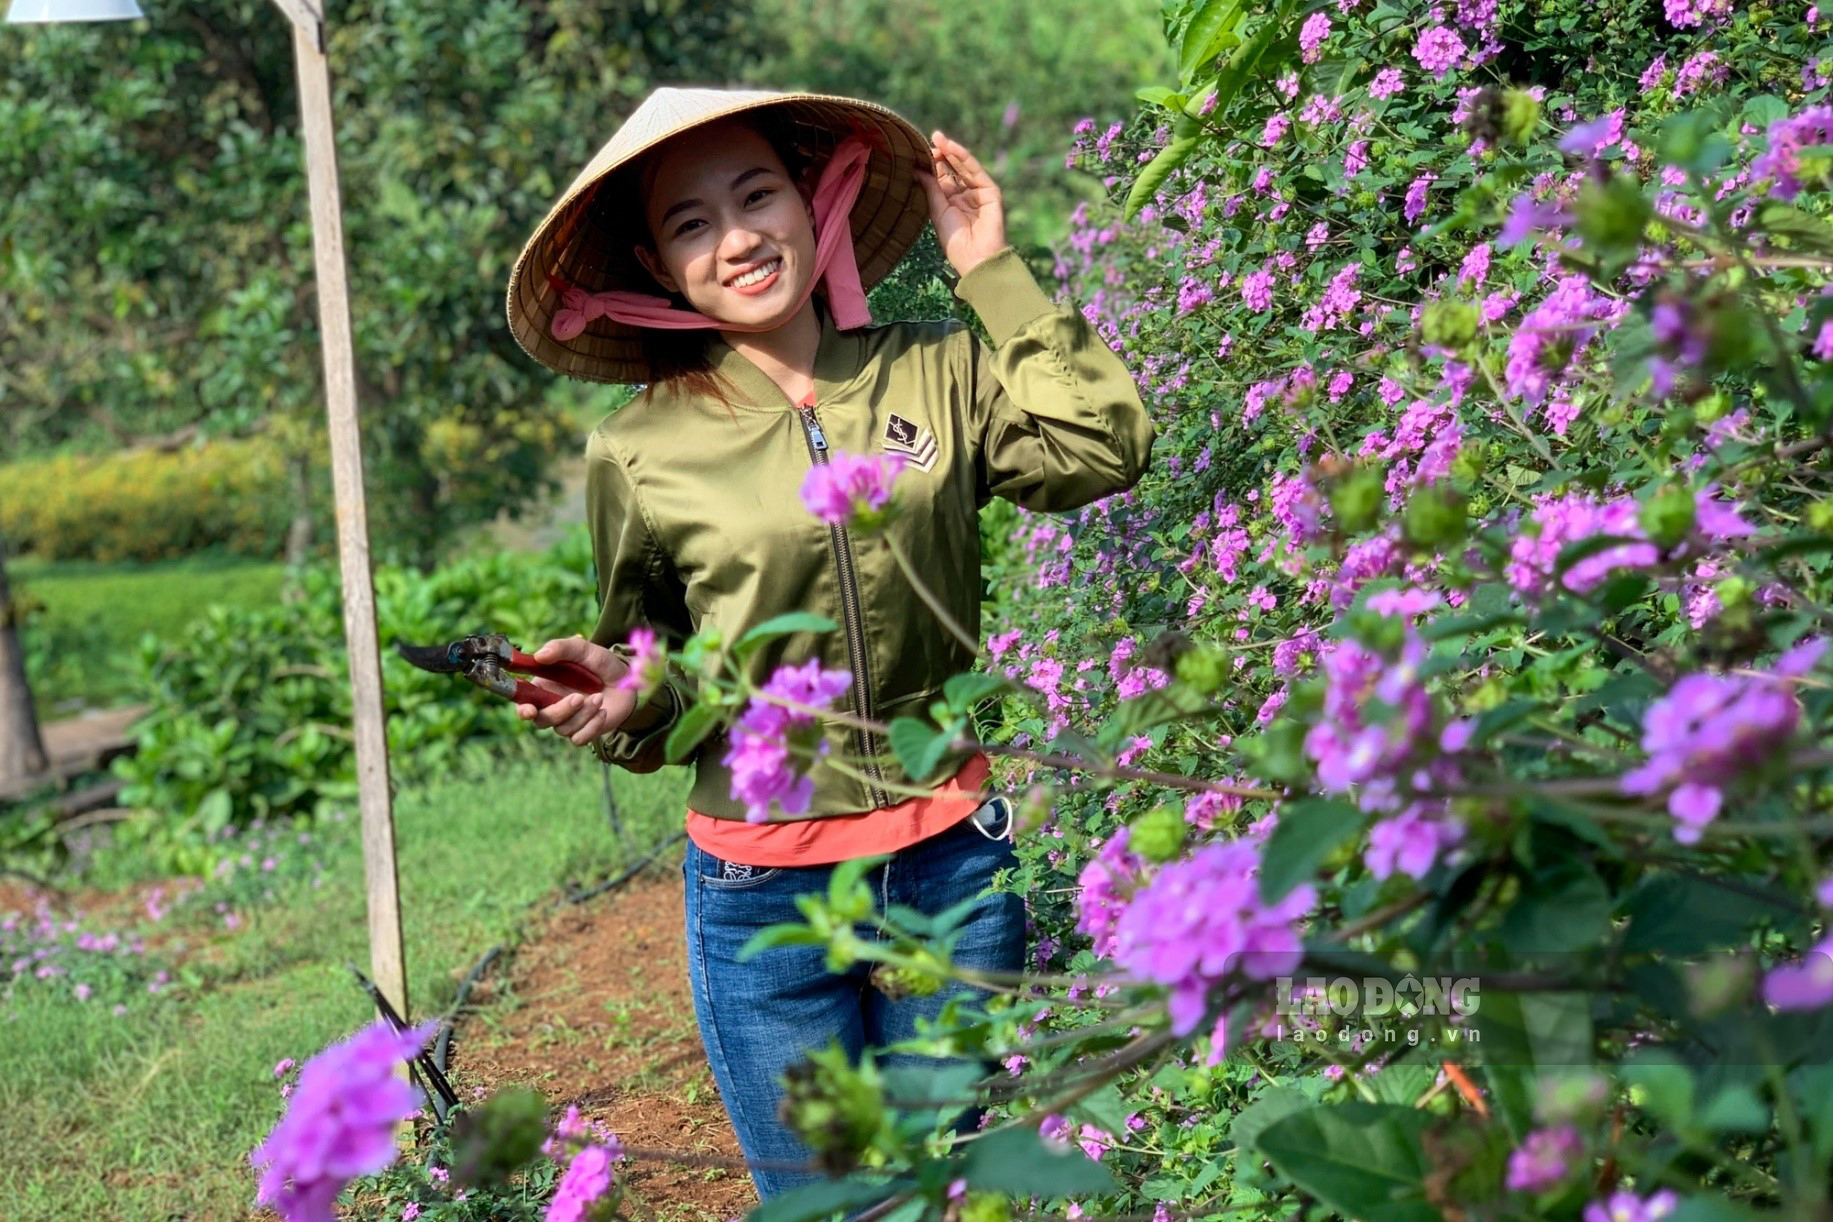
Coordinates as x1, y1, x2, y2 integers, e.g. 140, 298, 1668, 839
245, 2, 1833, 1217
567, 0, 1833, 1217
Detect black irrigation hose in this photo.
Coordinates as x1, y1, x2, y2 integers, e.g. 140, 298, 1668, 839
565, 829, 686, 904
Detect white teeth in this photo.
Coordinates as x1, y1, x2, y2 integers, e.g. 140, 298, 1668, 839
730, 259, 781, 288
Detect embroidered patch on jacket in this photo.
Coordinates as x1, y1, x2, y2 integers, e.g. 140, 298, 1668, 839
882, 413, 939, 472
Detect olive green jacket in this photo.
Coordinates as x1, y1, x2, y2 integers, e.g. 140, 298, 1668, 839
583, 245, 1153, 820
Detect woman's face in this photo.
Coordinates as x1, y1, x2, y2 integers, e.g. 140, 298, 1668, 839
633, 121, 818, 328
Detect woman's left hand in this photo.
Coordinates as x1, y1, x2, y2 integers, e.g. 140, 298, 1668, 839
916, 131, 1007, 279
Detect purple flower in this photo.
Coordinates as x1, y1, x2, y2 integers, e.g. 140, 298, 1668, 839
1364, 807, 1462, 880
401, 1205, 421, 1222
1240, 268, 1276, 312
1404, 174, 1436, 224
1365, 588, 1443, 618
1763, 933, 1833, 1010
547, 1143, 619, 1222
1583, 1189, 1680, 1222
1621, 645, 1823, 842
1755, 106, 1833, 201
250, 1021, 437, 1222
723, 659, 853, 823
1076, 827, 1146, 959
1261, 112, 1291, 147
1506, 1125, 1583, 1192
615, 627, 666, 696
799, 451, 907, 527
1300, 12, 1332, 62
1369, 67, 1405, 98
1412, 26, 1467, 78
1559, 116, 1616, 154
1110, 841, 1314, 1034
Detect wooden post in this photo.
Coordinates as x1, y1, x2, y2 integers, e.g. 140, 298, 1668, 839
289, 10, 409, 1021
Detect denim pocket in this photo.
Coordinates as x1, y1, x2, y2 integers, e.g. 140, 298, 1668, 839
695, 851, 785, 890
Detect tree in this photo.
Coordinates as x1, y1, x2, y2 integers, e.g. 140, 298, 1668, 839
0, 532, 48, 786
0, 0, 765, 565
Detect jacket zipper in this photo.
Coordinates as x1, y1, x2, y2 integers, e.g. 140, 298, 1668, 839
797, 403, 892, 808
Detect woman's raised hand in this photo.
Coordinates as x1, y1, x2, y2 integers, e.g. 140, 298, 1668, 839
515, 635, 638, 747
915, 130, 1008, 279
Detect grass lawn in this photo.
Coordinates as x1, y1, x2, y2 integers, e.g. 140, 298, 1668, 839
12, 554, 287, 712
0, 752, 688, 1221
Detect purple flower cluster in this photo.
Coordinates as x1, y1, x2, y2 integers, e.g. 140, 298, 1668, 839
547, 1144, 618, 1222
250, 1021, 437, 1222
1076, 826, 1146, 959
1584, 1190, 1679, 1222
723, 659, 854, 822
1622, 638, 1824, 842
1413, 26, 1467, 78
1662, 0, 1731, 26
1506, 1125, 1583, 1192
1754, 106, 1833, 200
1506, 490, 1754, 599
615, 627, 665, 696
1300, 12, 1332, 62
1240, 267, 1276, 312
1504, 275, 1624, 406
1109, 840, 1314, 1033
799, 451, 906, 527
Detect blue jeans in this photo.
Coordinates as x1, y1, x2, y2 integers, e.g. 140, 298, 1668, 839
683, 799, 1025, 1200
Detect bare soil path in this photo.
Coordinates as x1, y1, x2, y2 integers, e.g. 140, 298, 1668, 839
453, 858, 758, 1221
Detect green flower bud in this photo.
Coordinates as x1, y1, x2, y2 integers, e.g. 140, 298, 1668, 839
1130, 806, 1189, 864
1715, 575, 1754, 610
1638, 483, 1697, 549
1421, 299, 1481, 350
1685, 956, 1755, 1018
1175, 644, 1229, 695
1330, 465, 1386, 534
872, 956, 946, 1000
778, 1045, 890, 1176
1449, 441, 1489, 484
1693, 390, 1730, 425
450, 1087, 550, 1189
1534, 1071, 1610, 1127
1808, 500, 1833, 533
1401, 487, 1468, 551
1575, 173, 1652, 255
960, 1193, 1013, 1222
1500, 88, 1541, 145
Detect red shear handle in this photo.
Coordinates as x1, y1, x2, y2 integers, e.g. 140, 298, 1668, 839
507, 649, 605, 695
512, 679, 574, 709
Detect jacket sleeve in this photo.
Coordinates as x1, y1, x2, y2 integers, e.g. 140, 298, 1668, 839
583, 427, 695, 774
955, 246, 1156, 512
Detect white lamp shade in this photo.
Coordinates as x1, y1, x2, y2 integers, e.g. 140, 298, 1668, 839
6, 0, 145, 22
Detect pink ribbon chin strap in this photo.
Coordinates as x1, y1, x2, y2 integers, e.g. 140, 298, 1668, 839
548, 130, 878, 342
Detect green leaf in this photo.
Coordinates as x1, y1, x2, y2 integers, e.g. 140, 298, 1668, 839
736, 611, 838, 649
1178, 0, 1242, 81
1255, 1102, 1436, 1222
1259, 797, 1362, 902
943, 672, 1007, 711
664, 701, 722, 763
960, 1125, 1116, 1198
1125, 135, 1200, 220
1696, 1083, 1768, 1133
1622, 1050, 1695, 1129
747, 1176, 905, 1222
1500, 862, 1611, 954
1757, 202, 1833, 254
737, 923, 830, 959
1068, 1083, 1131, 1139
1136, 85, 1187, 108
1621, 873, 1793, 955
1472, 698, 1541, 745
887, 716, 954, 782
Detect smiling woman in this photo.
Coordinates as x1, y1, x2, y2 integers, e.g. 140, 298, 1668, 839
500, 84, 1153, 1202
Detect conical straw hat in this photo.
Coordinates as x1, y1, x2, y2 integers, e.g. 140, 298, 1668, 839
506, 86, 932, 385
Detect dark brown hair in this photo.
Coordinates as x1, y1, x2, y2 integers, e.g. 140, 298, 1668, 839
619, 108, 819, 408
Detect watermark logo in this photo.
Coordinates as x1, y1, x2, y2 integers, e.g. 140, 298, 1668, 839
1276, 974, 1482, 1019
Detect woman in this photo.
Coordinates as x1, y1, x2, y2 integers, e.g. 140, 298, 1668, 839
503, 86, 1153, 1199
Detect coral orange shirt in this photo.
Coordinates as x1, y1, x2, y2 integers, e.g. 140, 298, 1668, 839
685, 752, 993, 868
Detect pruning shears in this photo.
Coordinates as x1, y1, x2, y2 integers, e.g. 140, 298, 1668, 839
393, 633, 602, 709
